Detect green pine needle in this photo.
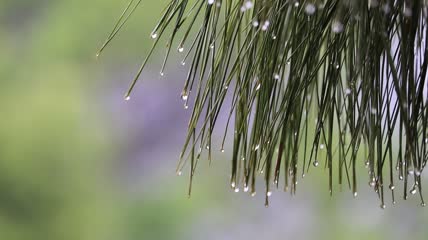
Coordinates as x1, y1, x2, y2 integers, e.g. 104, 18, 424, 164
100, 0, 428, 208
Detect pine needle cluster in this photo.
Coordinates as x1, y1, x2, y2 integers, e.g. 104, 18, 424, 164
99, 0, 428, 208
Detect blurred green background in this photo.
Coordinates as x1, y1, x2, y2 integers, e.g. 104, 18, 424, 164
0, 1, 427, 240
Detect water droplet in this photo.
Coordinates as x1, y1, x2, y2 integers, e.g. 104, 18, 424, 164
422, 202, 426, 207
234, 188, 240, 193
181, 92, 188, 101
207, 0, 214, 5
178, 47, 184, 52
319, 144, 325, 149
255, 83, 261, 91
244, 186, 249, 192
221, 148, 225, 153
223, 85, 229, 90
261, 21, 270, 31
410, 186, 417, 195
313, 160, 319, 167
231, 182, 236, 188
294, 1, 300, 7
399, 175, 403, 180
151, 32, 158, 39
124, 96, 131, 101
380, 204, 386, 209
254, 144, 260, 151
177, 171, 182, 176
345, 88, 351, 95
160, 71, 164, 76
369, 179, 376, 187
304, 3, 316, 15
403, 7, 413, 17
266, 191, 272, 197
353, 192, 358, 197
389, 184, 395, 190
181, 61, 186, 66
365, 161, 370, 168
335, 64, 340, 69
251, 192, 257, 197
415, 170, 421, 176
274, 73, 280, 80
331, 20, 344, 33
252, 20, 259, 27
408, 169, 415, 175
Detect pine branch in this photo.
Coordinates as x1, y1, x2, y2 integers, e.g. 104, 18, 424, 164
99, 0, 428, 208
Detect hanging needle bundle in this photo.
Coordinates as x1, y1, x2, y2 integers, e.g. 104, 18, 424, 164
98, 0, 428, 208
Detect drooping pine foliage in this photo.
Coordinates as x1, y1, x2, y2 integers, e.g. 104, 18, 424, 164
99, 0, 428, 208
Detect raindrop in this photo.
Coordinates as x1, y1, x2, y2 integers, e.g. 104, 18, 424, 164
255, 83, 261, 91
313, 160, 319, 167
231, 182, 236, 188
353, 192, 358, 197
294, 1, 300, 7
266, 191, 272, 197
369, 179, 376, 187
331, 20, 344, 33
304, 3, 316, 15
221, 148, 225, 153
252, 20, 259, 27
319, 144, 325, 149
160, 71, 164, 76
389, 184, 395, 190
422, 202, 426, 207
234, 188, 240, 193
181, 61, 186, 66
244, 186, 249, 192
151, 32, 158, 39
410, 186, 417, 195
399, 175, 403, 180
207, 0, 214, 5
345, 88, 351, 95
125, 96, 131, 101
254, 144, 260, 151
251, 192, 257, 197
415, 170, 421, 176
274, 73, 280, 80
181, 92, 188, 101
178, 47, 184, 52
380, 204, 386, 209
408, 169, 415, 175
177, 171, 182, 176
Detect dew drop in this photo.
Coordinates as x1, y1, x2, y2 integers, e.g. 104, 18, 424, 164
266, 191, 272, 197
369, 179, 376, 187
124, 96, 131, 101
353, 192, 358, 197
251, 192, 257, 197
389, 184, 395, 190
399, 175, 403, 180
380, 204, 386, 209
234, 188, 240, 193
244, 186, 249, 192
151, 32, 158, 39
207, 0, 214, 5
177, 171, 182, 176
181, 92, 188, 101
254, 144, 260, 151
231, 182, 236, 188
274, 73, 280, 80
422, 202, 426, 207
178, 47, 184, 52
294, 1, 300, 7
221, 148, 225, 153
408, 169, 415, 175
319, 144, 325, 149
160, 71, 164, 76
415, 170, 421, 176
255, 83, 261, 91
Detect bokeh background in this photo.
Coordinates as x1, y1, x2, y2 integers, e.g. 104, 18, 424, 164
0, 0, 427, 239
